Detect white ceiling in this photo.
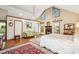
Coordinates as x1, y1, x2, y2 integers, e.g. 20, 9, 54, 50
10, 5, 52, 18
0, 5, 79, 19
10, 5, 79, 15
10, 5, 34, 13
55, 5, 79, 14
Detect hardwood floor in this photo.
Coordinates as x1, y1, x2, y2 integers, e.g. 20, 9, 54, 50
1, 36, 40, 50
6, 38, 31, 48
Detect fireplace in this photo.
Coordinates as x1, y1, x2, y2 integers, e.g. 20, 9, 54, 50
45, 26, 52, 34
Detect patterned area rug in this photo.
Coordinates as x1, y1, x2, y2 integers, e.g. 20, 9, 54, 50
2, 44, 45, 54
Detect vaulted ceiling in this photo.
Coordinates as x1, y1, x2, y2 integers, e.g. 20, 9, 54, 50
10, 5, 52, 19
0, 5, 79, 20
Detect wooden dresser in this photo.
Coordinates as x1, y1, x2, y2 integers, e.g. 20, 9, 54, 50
63, 24, 75, 35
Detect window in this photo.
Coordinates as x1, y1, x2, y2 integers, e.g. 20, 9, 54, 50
40, 11, 46, 20
52, 7, 60, 17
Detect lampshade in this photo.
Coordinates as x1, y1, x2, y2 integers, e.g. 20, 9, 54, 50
76, 22, 79, 27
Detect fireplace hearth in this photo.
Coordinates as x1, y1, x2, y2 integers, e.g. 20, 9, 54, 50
45, 26, 52, 34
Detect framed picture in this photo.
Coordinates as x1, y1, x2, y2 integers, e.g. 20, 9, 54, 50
52, 7, 60, 17
26, 22, 32, 28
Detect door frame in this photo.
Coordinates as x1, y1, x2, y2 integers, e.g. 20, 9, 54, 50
14, 20, 23, 38
0, 20, 7, 41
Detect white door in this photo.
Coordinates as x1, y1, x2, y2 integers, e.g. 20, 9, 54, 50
34, 22, 39, 33
15, 21, 22, 37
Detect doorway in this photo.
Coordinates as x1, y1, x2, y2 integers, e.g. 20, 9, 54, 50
14, 20, 23, 39
0, 20, 7, 50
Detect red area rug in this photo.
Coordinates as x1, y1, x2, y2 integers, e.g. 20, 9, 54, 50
2, 44, 44, 54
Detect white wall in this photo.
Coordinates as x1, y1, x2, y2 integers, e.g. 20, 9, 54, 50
7, 17, 14, 39
7, 16, 39, 40
37, 8, 79, 34
0, 6, 40, 40
23, 20, 39, 32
